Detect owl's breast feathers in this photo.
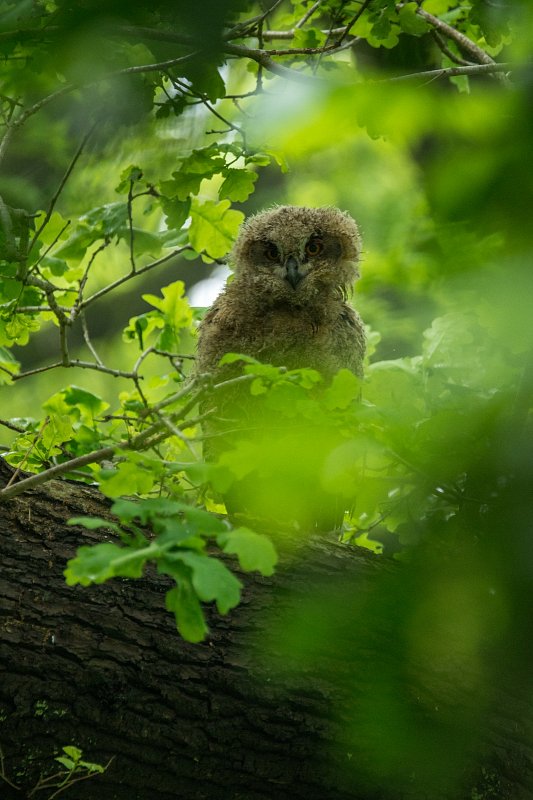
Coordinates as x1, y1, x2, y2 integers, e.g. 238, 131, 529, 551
196, 286, 365, 380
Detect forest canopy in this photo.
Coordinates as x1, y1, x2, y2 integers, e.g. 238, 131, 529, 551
0, 1, 532, 795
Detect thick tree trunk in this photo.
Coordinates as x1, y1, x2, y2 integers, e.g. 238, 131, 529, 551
0, 459, 531, 800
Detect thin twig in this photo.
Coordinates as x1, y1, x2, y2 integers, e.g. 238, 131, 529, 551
13, 359, 142, 381
0, 418, 26, 433
262, 26, 348, 40
0, 84, 73, 171
224, 43, 318, 82
431, 30, 474, 67
79, 247, 192, 310
70, 239, 111, 321
337, 0, 373, 45
295, 1, 323, 29
127, 180, 136, 271
399, 3, 495, 66
30, 219, 71, 272
384, 62, 512, 82
222, 0, 285, 40
29, 124, 96, 254
80, 312, 104, 366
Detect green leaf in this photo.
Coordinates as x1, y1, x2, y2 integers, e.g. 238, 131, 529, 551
55, 757, 76, 770
293, 26, 323, 48
83, 202, 129, 237
323, 369, 361, 410
424, 0, 456, 11
115, 164, 143, 194
189, 199, 244, 260
398, 3, 430, 36
61, 385, 109, 417
62, 746, 82, 762
218, 528, 278, 576
67, 516, 123, 535
177, 551, 242, 613
142, 280, 193, 350
183, 63, 226, 103
160, 174, 203, 201
161, 197, 191, 229
219, 169, 258, 202
64, 541, 151, 585
165, 584, 208, 643
99, 461, 155, 498
78, 760, 105, 773
218, 352, 259, 366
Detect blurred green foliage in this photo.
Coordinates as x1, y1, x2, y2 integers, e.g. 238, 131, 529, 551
0, 0, 532, 796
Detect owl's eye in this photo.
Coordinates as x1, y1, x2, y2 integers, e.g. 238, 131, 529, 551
305, 238, 323, 257
264, 242, 280, 262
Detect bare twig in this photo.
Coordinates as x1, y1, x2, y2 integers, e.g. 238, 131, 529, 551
0, 418, 26, 433
224, 43, 318, 82
398, 3, 495, 66
0, 85, 72, 170
70, 239, 111, 321
222, 0, 285, 40
13, 359, 142, 382
337, 0, 373, 45
384, 62, 513, 83
295, 1, 323, 29
431, 30, 474, 67
80, 312, 104, 366
262, 26, 347, 40
30, 219, 71, 272
79, 247, 192, 311
29, 124, 96, 254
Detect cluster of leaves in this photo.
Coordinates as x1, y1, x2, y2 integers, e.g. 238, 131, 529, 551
66, 498, 276, 642
0, 743, 109, 799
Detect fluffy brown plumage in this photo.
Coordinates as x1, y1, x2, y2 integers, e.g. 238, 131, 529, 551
196, 205, 366, 530
197, 205, 365, 378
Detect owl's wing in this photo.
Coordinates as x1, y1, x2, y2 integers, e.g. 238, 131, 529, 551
333, 306, 366, 378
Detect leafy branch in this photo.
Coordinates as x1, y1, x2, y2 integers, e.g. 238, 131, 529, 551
0, 372, 257, 502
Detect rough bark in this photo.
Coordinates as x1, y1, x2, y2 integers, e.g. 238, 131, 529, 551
0, 458, 531, 800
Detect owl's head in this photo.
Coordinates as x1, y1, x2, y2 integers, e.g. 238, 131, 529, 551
229, 205, 361, 304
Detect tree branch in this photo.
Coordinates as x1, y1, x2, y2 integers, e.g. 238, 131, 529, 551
79, 247, 192, 311
385, 62, 513, 83
400, 4, 495, 66
0, 373, 256, 502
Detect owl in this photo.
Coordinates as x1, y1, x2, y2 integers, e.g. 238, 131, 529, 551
196, 205, 366, 531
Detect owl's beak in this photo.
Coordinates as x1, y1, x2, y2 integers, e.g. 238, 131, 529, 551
284, 255, 303, 289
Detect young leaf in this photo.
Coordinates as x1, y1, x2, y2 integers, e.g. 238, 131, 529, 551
62, 746, 82, 762
323, 369, 361, 410
67, 516, 123, 535
64, 542, 150, 585
398, 3, 430, 36
177, 551, 242, 613
165, 584, 208, 643
218, 352, 259, 366
99, 461, 155, 498
218, 528, 277, 576
219, 169, 258, 202
189, 199, 244, 260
